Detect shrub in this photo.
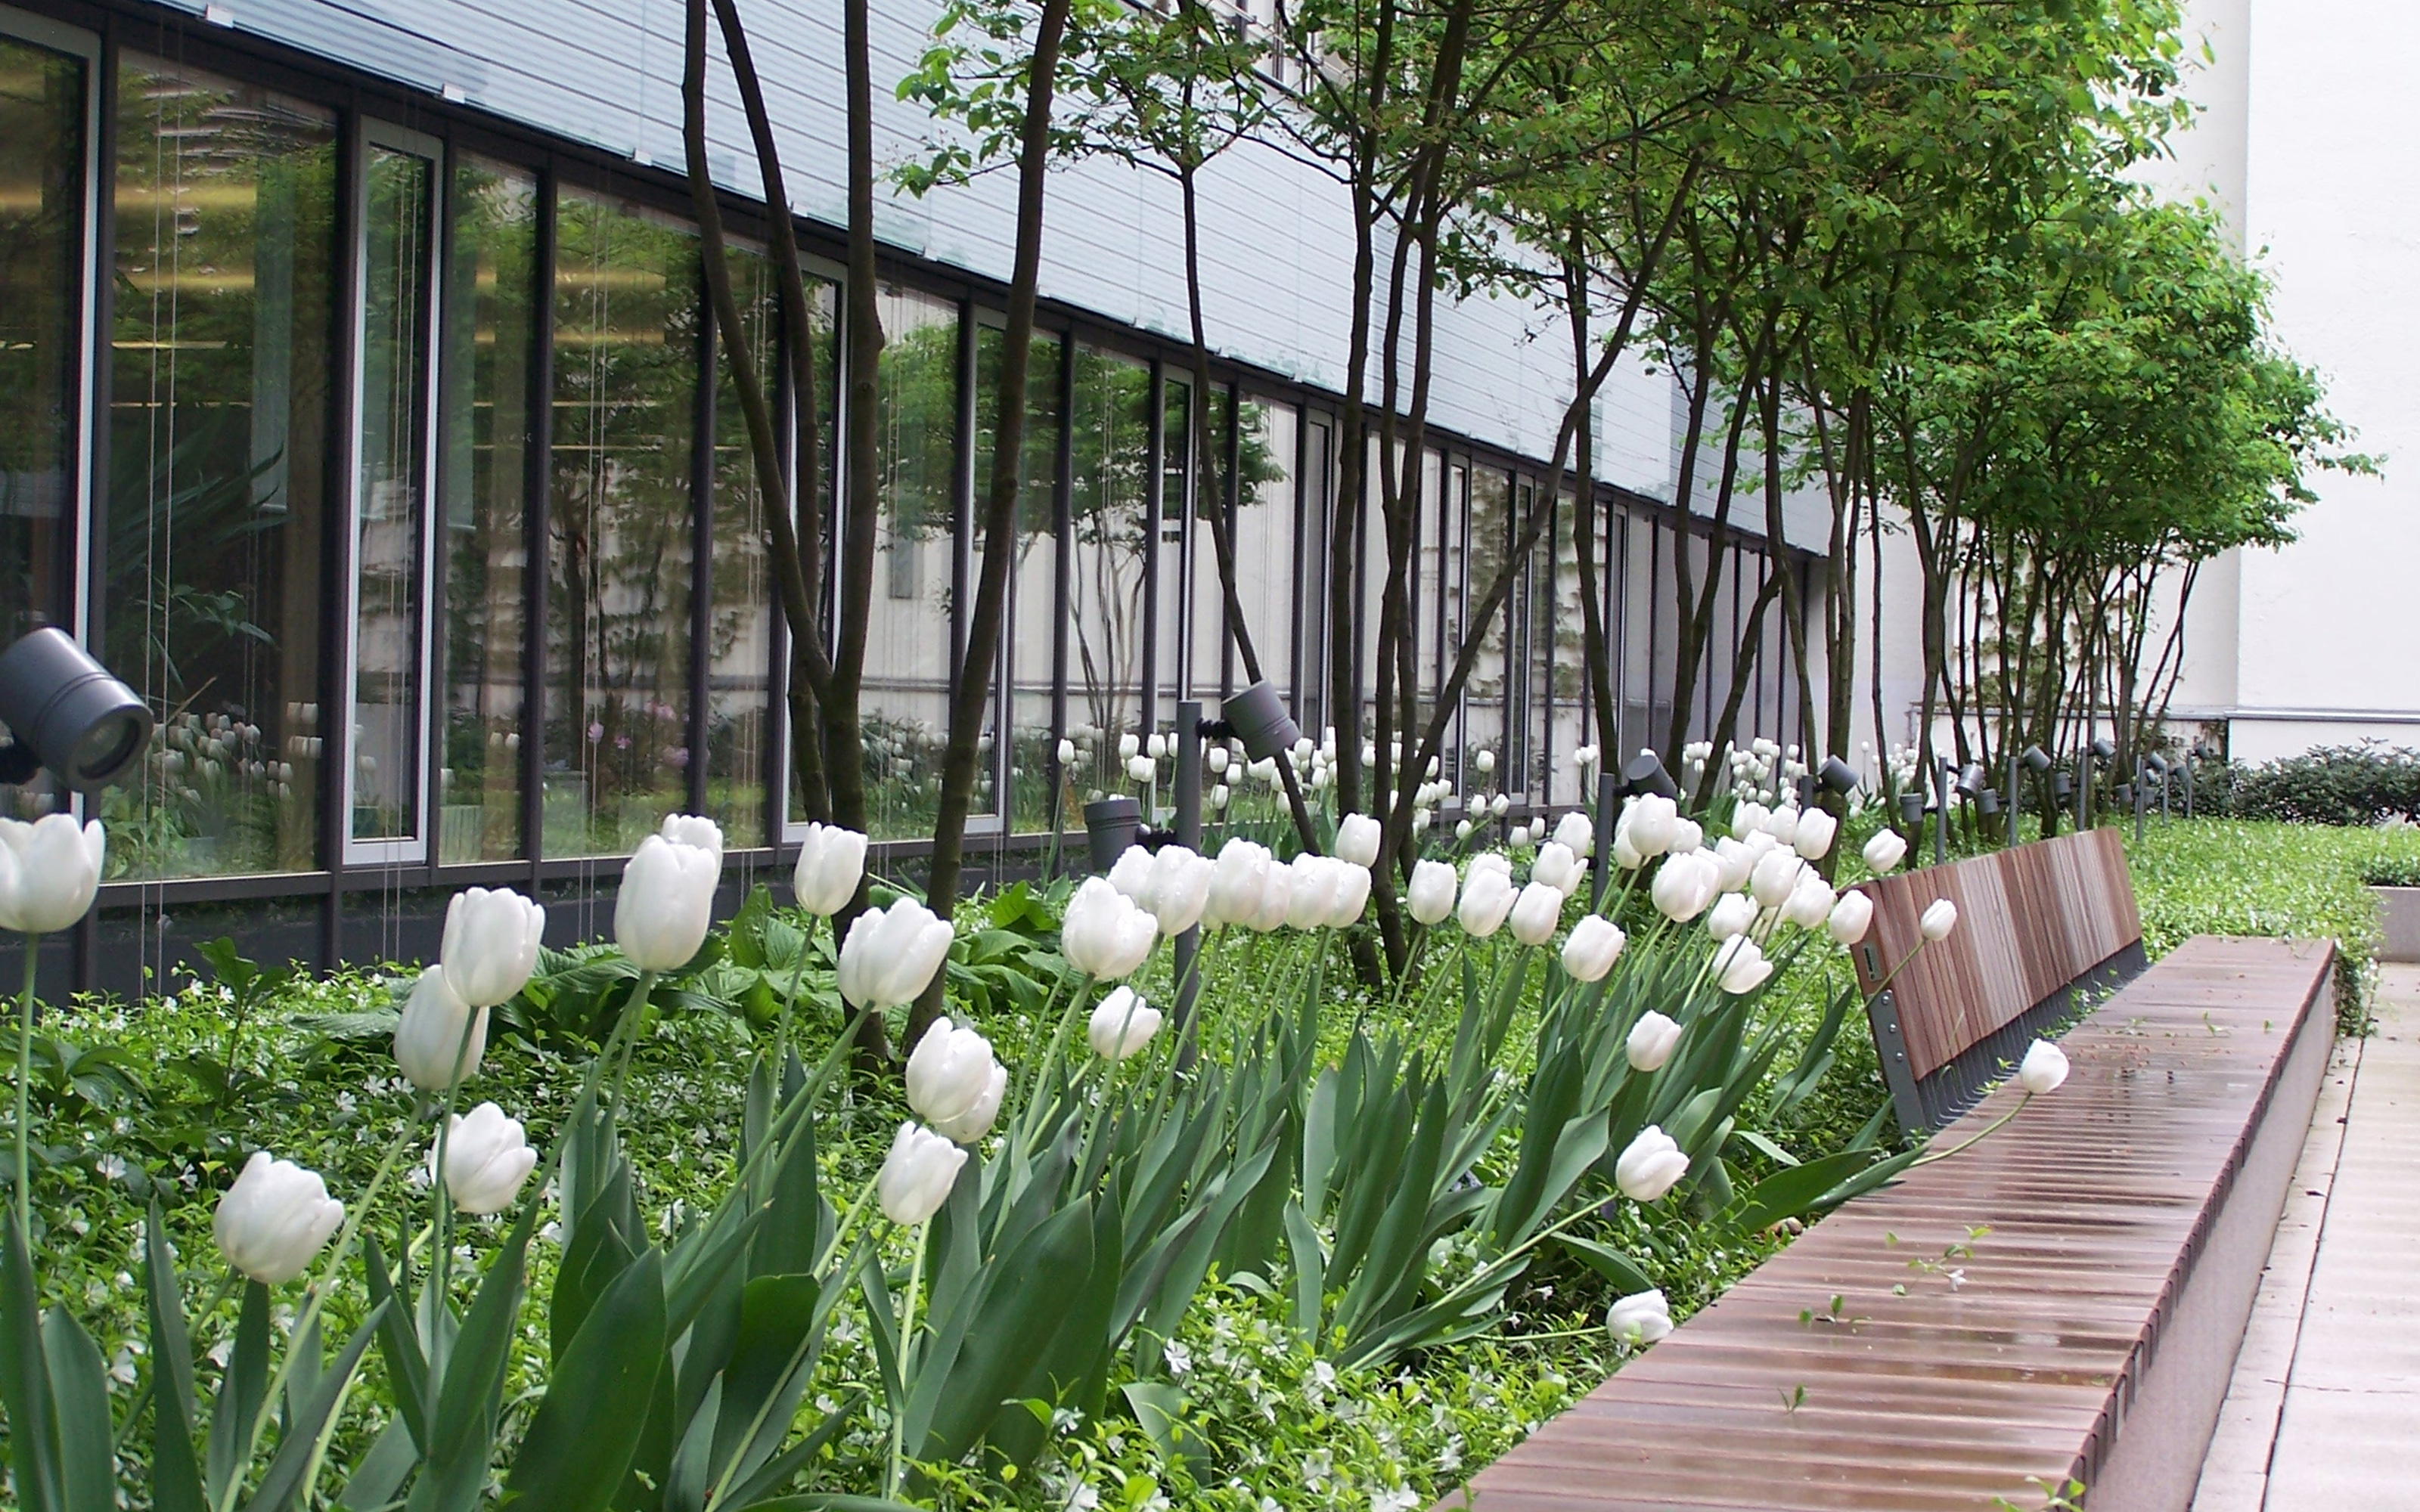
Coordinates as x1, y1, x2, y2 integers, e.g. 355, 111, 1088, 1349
2211, 742, 2420, 826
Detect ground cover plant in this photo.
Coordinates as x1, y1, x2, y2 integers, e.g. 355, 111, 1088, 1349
3, 777, 2093, 1511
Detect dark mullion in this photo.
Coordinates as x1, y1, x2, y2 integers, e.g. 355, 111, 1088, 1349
1050, 330, 1073, 786
73, 26, 116, 996
424, 137, 457, 890
762, 320, 795, 849
521, 165, 556, 879
1221, 383, 1240, 700
1140, 358, 1163, 733
1287, 405, 1311, 717
949, 295, 974, 689
688, 259, 715, 817
320, 105, 365, 966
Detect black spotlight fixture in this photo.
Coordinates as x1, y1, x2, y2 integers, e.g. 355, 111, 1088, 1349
1955, 762, 1987, 800
2144, 754, 2169, 779
2111, 780, 2134, 807
1083, 795, 1145, 873
0, 627, 154, 793
1896, 790, 1926, 828
1817, 755, 1861, 795
1220, 680, 1302, 764
2090, 736, 2118, 764
2052, 771, 2074, 801
2021, 745, 2052, 776
1621, 751, 1680, 801
1975, 787, 2002, 817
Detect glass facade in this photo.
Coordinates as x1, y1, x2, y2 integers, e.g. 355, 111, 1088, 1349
0, 6, 1809, 940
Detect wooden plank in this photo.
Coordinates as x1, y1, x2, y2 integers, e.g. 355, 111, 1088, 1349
1435, 935, 2333, 1512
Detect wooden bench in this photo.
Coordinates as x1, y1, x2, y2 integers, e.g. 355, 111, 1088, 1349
1436, 833, 2337, 1512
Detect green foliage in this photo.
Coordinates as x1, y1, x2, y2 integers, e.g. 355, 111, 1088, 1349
2209, 743, 2420, 829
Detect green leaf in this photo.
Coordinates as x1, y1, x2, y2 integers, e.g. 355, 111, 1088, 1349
360, 1237, 427, 1450
206, 1281, 271, 1509
709, 1273, 821, 1479
41, 1306, 113, 1512
918, 1194, 1096, 1467
5, 1216, 64, 1512
501, 1247, 668, 1512
239, 1301, 386, 1512
1728, 1148, 1882, 1233
333, 1418, 417, 1511
1118, 1380, 1190, 1468
419, 1200, 541, 1512
1552, 1234, 1655, 1296
147, 1210, 206, 1512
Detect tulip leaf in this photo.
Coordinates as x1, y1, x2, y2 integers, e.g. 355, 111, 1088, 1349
237, 1300, 385, 1512
710, 1391, 863, 1509
982, 1193, 1122, 1474
666, 1374, 721, 1512
42, 1306, 113, 1512
1118, 1380, 1191, 1469
419, 1200, 540, 1512
206, 1281, 270, 1509
731, 1497, 926, 1511
1282, 1199, 1325, 1337
708, 1273, 822, 1483
1727, 1148, 1881, 1234
359, 1237, 427, 1450
145, 1208, 206, 1512
1551, 1234, 1655, 1295
551, 1162, 638, 1363
918, 1194, 1095, 1467
331, 1418, 417, 1511
501, 1246, 666, 1512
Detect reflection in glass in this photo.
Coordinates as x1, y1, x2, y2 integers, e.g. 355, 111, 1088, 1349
1462, 468, 1510, 795
979, 324, 1060, 833
0, 33, 82, 646
1065, 345, 1152, 802
857, 286, 958, 838
546, 191, 698, 857
104, 57, 334, 878
439, 156, 535, 863
1227, 396, 1295, 703
349, 143, 435, 847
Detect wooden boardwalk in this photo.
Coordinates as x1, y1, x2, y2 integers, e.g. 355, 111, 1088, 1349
1438, 935, 2337, 1511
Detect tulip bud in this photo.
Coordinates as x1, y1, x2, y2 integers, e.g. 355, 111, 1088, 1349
1204, 838, 1272, 928
1863, 828, 1908, 874
1146, 845, 1215, 935
1490, 792, 1511, 819
1088, 985, 1163, 1060
433, 1102, 538, 1216
1207, 746, 1229, 775
792, 822, 869, 916
1622, 795, 1679, 858
1782, 875, 1835, 930
1731, 802, 1771, 841
1455, 819, 1475, 841
1612, 832, 1643, 869
1792, 808, 1838, 860
1560, 915, 1625, 982
1826, 890, 1874, 944
1650, 853, 1717, 923
1127, 754, 1157, 784
1668, 818, 1704, 854
1711, 837, 1755, 893
439, 888, 547, 1009
1552, 810, 1594, 857
1508, 880, 1564, 946
1474, 748, 1496, 774
1625, 1010, 1682, 1071
1531, 841, 1582, 893
876, 1122, 965, 1226
1108, 844, 1157, 906
1334, 813, 1382, 867
1919, 898, 1959, 941
837, 897, 956, 1008
1324, 857, 1371, 928
1508, 824, 1531, 849
1607, 1288, 1673, 1349
907, 1017, 1007, 1144
616, 832, 721, 971
1760, 806, 1799, 847
1246, 859, 1295, 932
1712, 934, 1773, 995
1118, 732, 1140, 761
1615, 1126, 1691, 1203
1146, 733, 1166, 761
394, 965, 489, 1092
1056, 737, 1075, 765
213, 1151, 345, 1284
2017, 1038, 2070, 1095
1456, 866, 1516, 937
0, 813, 107, 934
658, 812, 724, 861
1285, 854, 1337, 931
1705, 891, 1756, 940
1407, 859, 1458, 925
1748, 849, 1802, 909
1211, 783, 1231, 811
1062, 877, 1159, 978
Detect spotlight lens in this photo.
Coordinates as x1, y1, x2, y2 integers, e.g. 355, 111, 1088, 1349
73, 711, 147, 785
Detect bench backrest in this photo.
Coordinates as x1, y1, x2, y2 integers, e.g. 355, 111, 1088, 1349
1848, 826, 2144, 1131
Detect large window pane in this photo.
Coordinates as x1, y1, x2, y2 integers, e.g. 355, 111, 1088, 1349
348, 139, 436, 851
1463, 468, 1510, 801
1230, 395, 1295, 703
104, 57, 334, 878
0, 29, 82, 642
439, 156, 536, 863
977, 322, 1059, 833
858, 284, 957, 838
545, 191, 699, 857
1066, 344, 1150, 799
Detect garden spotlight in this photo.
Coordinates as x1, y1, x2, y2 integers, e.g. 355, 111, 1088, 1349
2021, 745, 2052, 774
1220, 680, 1302, 764
1621, 751, 1680, 801
0, 627, 154, 794
1083, 795, 1145, 873
1817, 756, 1861, 795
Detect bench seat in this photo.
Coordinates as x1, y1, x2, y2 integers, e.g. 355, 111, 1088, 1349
1435, 934, 2336, 1511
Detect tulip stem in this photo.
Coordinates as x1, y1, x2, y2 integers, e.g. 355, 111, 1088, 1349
1910, 1091, 2034, 1169
772, 911, 819, 1073
12, 931, 35, 1242
815, 1170, 881, 1275
886, 1228, 927, 1498
607, 971, 661, 1116
428, 1008, 486, 1324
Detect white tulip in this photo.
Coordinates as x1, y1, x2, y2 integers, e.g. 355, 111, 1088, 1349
2017, 1038, 2070, 1095
616, 832, 721, 971
213, 1151, 344, 1284
1731, 802, 1771, 841
1622, 795, 1679, 858
1207, 746, 1229, 776
1407, 860, 1458, 925
1782, 875, 1835, 930
1711, 837, 1756, 894
1146, 733, 1166, 760
1649, 853, 1717, 922
1126, 754, 1157, 784
1324, 859, 1371, 928
1531, 841, 1582, 893
659, 812, 724, 861
439, 888, 546, 1009
1607, 1288, 1674, 1349
1490, 793, 1512, 819
1508, 824, 1531, 849
1760, 806, 1800, 847
1615, 1126, 1691, 1203
1108, 844, 1157, 906
1508, 881, 1565, 946
1146, 846, 1215, 936
1087, 986, 1163, 1060
1560, 915, 1625, 982
0, 814, 106, 934
1711, 935, 1773, 995
1471, 851, 1513, 879
1061, 877, 1159, 978
907, 1017, 1007, 1144
1669, 818, 1704, 854
1863, 828, 1909, 874
1612, 832, 1644, 869
394, 965, 489, 1092
1625, 1011, 1682, 1072
1553, 810, 1595, 857
1455, 819, 1475, 842
1056, 737, 1075, 765
1705, 891, 1756, 940
1285, 854, 1337, 931
1118, 733, 1140, 761
1748, 849, 1803, 909
433, 1102, 538, 1216
1246, 861, 1295, 932
1474, 748, 1496, 774
792, 823, 868, 916
1792, 808, 1838, 860
1335, 813, 1382, 867
1211, 783, 1231, 811
876, 1122, 964, 1226
1827, 891, 1875, 944
1457, 866, 1516, 937
836, 897, 955, 1009
1203, 838, 1273, 928
1919, 898, 1959, 941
